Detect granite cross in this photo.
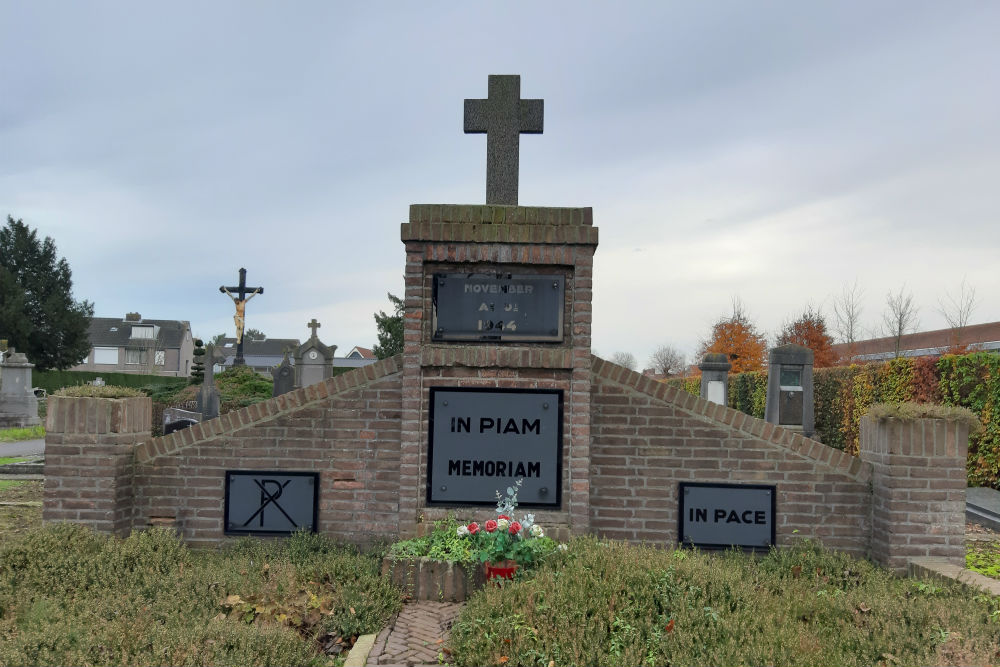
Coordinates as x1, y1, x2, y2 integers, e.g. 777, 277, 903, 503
464, 74, 544, 206
219, 268, 264, 367
307, 318, 321, 338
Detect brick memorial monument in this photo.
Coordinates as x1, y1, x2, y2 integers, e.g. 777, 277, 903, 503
43, 75, 968, 573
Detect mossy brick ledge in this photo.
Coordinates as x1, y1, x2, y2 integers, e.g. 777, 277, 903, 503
409, 204, 592, 226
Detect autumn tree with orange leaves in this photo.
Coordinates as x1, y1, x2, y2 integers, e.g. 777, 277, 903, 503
777, 306, 836, 368
698, 299, 768, 373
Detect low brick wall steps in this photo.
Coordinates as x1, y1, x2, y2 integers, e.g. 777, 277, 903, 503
908, 558, 1000, 596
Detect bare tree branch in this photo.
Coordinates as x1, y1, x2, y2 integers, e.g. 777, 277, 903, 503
882, 285, 919, 358
938, 277, 978, 350
649, 344, 687, 377
610, 351, 637, 370
832, 280, 864, 347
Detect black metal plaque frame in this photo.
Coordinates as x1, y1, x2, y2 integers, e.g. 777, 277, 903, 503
426, 386, 564, 508
431, 272, 565, 342
224, 470, 319, 536
677, 481, 776, 552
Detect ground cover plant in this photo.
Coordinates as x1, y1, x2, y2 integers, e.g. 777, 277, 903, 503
449, 537, 1000, 666
0, 425, 44, 442
968, 540, 1000, 580
0, 524, 402, 666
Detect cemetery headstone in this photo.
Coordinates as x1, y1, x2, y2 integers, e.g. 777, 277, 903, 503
763, 344, 815, 438
196, 344, 220, 419
271, 352, 295, 397
163, 407, 200, 435
698, 353, 731, 406
0, 347, 40, 428
293, 318, 336, 388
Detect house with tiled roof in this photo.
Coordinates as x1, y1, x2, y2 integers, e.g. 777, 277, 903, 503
346, 346, 376, 360
73, 313, 194, 377
216, 337, 300, 374
831, 321, 1000, 363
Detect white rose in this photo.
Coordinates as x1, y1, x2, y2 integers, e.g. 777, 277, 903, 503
497, 518, 510, 531
530, 524, 544, 538
456, 525, 470, 537
557, 543, 568, 552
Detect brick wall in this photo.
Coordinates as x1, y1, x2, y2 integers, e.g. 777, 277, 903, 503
44, 395, 151, 536
859, 416, 968, 573
399, 204, 597, 537
589, 358, 873, 556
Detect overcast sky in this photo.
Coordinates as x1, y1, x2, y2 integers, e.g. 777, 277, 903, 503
2, 2, 998, 367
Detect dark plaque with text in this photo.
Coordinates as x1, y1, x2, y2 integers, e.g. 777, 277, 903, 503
432, 273, 564, 342
678, 482, 775, 551
224, 471, 319, 536
428, 388, 562, 506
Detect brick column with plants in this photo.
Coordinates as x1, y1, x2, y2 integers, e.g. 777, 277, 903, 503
43, 390, 151, 537
858, 404, 973, 573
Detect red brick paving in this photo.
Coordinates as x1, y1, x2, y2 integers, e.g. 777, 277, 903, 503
366, 600, 463, 666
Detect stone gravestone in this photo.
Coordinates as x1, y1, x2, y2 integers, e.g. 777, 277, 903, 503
699, 353, 731, 406
271, 352, 295, 397
293, 318, 336, 389
196, 344, 220, 420
764, 344, 815, 438
0, 348, 40, 428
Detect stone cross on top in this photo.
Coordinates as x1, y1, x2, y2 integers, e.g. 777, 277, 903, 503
464, 74, 544, 206
307, 318, 321, 338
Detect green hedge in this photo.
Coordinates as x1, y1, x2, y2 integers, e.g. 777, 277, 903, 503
32, 370, 188, 395
671, 352, 1000, 489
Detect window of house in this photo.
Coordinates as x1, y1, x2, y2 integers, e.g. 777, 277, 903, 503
131, 326, 155, 340
125, 348, 148, 365
93, 347, 118, 364
154, 350, 165, 366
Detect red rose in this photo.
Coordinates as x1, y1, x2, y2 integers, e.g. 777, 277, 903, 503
498, 514, 511, 521
485, 520, 498, 533
509, 521, 522, 535
468, 522, 479, 535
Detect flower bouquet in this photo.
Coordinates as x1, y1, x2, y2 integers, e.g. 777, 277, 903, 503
456, 479, 557, 580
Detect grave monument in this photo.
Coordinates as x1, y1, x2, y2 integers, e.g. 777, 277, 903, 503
0, 347, 40, 428
294, 318, 336, 388
219, 268, 264, 367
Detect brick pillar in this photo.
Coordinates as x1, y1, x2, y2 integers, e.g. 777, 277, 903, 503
43, 395, 151, 536
859, 416, 967, 573
398, 204, 598, 538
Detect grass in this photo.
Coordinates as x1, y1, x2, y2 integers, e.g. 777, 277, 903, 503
0, 456, 30, 465
0, 480, 42, 536
0, 425, 45, 442
448, 537, 1000, 667
968, 540, 1000, 580
0, 523, 402, 666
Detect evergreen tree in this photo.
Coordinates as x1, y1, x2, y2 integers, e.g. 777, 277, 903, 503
372, 292, 404, 359
190, 338, 206, 384
0, 216, 94, 370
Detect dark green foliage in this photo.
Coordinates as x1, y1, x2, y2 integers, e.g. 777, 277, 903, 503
0, 216, 93, 370
32, 369, 187, 395
0, 524, 402, 666
245, 328, 266, 342
216, 365, 273, 410
191, 338, 206, 385
372, 292, 403, 359
449, 537, 1000, 667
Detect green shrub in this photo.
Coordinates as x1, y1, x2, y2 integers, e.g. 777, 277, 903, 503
0, 523, 402, 666
33, 369, 187, 395
449, 537, 1000, 667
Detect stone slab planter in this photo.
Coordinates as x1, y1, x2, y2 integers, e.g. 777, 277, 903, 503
381, 556, 486, 602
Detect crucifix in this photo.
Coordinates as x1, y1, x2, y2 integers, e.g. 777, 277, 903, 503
307, 318, 321, 338
219, 268, 264, 367
464, 74, 544, 206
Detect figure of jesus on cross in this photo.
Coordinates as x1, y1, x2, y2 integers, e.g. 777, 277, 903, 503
219, 268, 264, 367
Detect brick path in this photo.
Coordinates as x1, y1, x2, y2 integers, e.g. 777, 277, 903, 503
366, 601, 464, 666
